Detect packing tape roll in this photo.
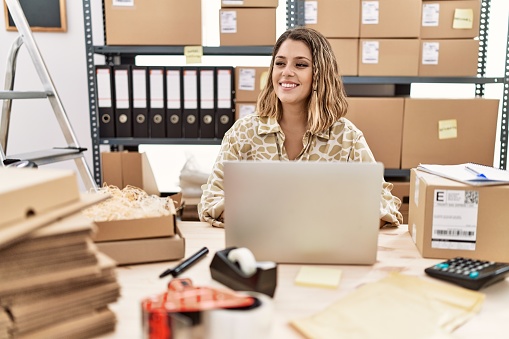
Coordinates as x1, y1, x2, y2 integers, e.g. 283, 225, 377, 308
201, 292, 274, 339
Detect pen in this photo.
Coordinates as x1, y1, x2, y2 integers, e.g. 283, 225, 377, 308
465, 166, 487, 179
159, 246, 209, 279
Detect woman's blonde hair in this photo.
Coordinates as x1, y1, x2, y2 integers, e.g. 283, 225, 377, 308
257, 26, 348, 134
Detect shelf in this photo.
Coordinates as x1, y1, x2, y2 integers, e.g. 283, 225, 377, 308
342, 76, 505, 85
93, 45, 274, 57
100, 138, 223, 146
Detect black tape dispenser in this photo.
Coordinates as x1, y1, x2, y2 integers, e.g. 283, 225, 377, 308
209, 247, 277, 297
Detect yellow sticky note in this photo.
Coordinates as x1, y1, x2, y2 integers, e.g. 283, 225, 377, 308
184, 46, 203, 64
295, 266, 342, 289
438, 119, 458, 139
453, 9, 474, 29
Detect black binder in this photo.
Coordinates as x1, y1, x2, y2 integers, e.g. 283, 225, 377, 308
95, 65, 115, 138
215, 67, 235, 139
113, 65, 132, 138
131, 66, 149, 138
199, 67, 216, 138
182, 67, 200, 138
165, 67, 183, 138
148, 67, 166, 138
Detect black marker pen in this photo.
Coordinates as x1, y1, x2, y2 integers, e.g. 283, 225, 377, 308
159, 246, 209, 279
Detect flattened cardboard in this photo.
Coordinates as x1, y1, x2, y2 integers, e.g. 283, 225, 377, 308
0, 194, 108, 251
95, 226, 185, 265
0, 168, 80, 228
409, 169, 509, 262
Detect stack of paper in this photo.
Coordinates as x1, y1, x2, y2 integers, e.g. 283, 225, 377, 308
0, 168, 120, 338
417, 163, 509, 186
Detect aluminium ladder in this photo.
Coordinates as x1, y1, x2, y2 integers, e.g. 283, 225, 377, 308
0, 0, 97, 191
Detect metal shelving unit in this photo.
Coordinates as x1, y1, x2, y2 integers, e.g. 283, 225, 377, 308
83, 0, 509, 185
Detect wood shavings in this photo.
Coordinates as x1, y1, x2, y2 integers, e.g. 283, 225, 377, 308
83, 185, 174, 222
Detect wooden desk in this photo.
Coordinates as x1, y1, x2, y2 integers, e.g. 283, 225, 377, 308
100, 222, 509, 339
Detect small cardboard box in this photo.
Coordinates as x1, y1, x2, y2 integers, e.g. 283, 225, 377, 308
95, 225, 185, 265
358, 39, 420, 76
104, 0, 201, 45
408, 169, 509, 262
421, 0, 481, 39
346, 97, 404, 169
219, 8, 276, 46
221, 0, 278, 7
0, 168, 80, 228
305, 0, 360, 38
360, 0, 421, 38
328, 39, 359, 76
401, 98, 499, 169
101, 151, 159, 196
235, 67, 269, 102
419, 39, 479, 77
235, 102, 257, 120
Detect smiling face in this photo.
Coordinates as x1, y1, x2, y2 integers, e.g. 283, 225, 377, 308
272, 39, 313, 113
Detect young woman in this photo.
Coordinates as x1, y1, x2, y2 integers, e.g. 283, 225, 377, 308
198, 27, 403, 228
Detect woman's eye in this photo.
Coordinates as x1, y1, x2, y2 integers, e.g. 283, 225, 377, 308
275, 62, 285, 67
296, 63, 309, 68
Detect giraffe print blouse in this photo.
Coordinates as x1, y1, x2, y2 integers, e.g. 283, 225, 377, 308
198, 113, 403, 228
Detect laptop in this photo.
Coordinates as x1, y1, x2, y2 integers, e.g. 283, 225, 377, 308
224, 161, 384, 265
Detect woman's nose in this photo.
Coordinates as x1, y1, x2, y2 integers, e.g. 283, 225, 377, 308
281, 65, 294, 76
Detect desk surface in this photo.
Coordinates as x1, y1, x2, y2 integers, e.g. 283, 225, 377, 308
100, 222, 509, 339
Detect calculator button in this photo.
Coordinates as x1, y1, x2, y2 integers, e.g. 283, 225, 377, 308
469, 271, 480, 278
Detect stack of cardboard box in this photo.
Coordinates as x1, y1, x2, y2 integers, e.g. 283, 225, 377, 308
0, 168, 119, 338
219, 0, 279, 46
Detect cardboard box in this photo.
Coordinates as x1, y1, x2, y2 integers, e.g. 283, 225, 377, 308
328, 39, 359, 76
346, 97, 404, 169
219, 8, 276, 46
305, 0, 360, 38
419, 39, 479, 76
104, 0, 201, 45
235, 102, 257, 120
408, 169, 509, 262
93, 202, 177, 242
221, 0, 278, 7
401, 98, 499, 169
95, 225, 185, 265
0, 168, 80, 228
235, 67, 269, 102
360, 0, 421, 38
421, 0, 481, 39
358, 39, 420, 76
101, 151, 159, 196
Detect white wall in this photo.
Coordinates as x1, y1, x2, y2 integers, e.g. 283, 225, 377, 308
0, 0, 508, 193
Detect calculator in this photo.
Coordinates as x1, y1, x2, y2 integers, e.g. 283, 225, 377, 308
424, 257, 509, 290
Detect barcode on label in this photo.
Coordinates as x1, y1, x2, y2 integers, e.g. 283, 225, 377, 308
435, 229, 475, 237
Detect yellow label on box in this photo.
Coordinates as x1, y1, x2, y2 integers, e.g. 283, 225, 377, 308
184, 46, 203, 64
438, 119, 458, 139
453, 9, 474, 29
